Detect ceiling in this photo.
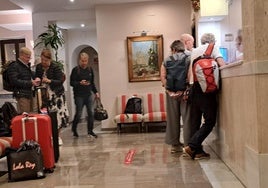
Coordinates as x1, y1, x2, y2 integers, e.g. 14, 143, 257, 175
0, 0, 165, 31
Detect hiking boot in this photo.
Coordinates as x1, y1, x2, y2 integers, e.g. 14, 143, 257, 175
195, 151, 210, 160
171, 145, 183, 153
183, 146, 195, 159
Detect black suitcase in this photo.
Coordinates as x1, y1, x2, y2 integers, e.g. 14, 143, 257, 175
48, 110, 59, 162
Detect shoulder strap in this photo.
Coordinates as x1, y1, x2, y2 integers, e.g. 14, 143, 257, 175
169, 55, 176, 62
182, 52, 188, 61
204, 43, 215, 56
170, 53, 188, 62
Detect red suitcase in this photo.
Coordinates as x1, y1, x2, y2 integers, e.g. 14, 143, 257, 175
11, 113, 55, 172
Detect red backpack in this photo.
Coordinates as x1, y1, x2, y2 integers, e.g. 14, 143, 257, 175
192, 43, 220, 93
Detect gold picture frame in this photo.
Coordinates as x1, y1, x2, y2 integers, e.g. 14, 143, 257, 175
126, 35, 163, 82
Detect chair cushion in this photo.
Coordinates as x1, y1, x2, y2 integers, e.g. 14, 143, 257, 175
143, 112, 166, 122
114, 94, 143, 124
114, 114, 143, 124
0, 137, 12, 157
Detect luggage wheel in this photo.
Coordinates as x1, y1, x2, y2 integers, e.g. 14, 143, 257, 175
44, 168, 54, 173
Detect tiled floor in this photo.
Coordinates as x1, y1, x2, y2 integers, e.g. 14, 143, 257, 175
0, 123, 245, 188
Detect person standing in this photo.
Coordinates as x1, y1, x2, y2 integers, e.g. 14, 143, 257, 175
160, 40, 191, 153
180, 33, 195, 54
35, 49, 69, 145
8, 47, 40, 114
184, 33, 226, 159
179, 33, 195, 146
234, 29, 243, 61
70, 52, 100, 138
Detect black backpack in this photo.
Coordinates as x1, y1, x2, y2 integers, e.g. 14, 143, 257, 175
124, 97, 142, 114
165, 53, 188, 92
2, 102, 18, 128
2, 61, 16, 92
0, 109, 10, 136
0, 102, 18, 136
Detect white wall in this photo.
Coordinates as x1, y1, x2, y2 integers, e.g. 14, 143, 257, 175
0, 27, 33, 62
0, 0, 242, 130
32, 11, 98, 118
96, 0, 191, 129
220, 0, 242, 63
0, 13, 33, 57
66, 30, 98, 118
198, 21, 221, 46
196, 0, 242, 63
31, 0, 192, 129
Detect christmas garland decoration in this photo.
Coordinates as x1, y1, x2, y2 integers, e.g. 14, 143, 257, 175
191, 0, 200, 12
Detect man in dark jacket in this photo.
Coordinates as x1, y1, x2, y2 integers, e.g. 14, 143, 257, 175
70, 52, 100, 139
8, 47, 40, 113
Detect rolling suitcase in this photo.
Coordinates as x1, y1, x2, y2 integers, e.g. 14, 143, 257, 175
48, 110, 59, 162
36, 86, 60, 163
11, 113, 55, 172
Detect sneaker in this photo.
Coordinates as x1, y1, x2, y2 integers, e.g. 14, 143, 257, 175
87, 134, 96, 141
195, 151, 210, 160
183, 146, 195, 159
171, 145, 183, 153
72, 130, 79, 138
88, 132, 98, 138
58, 137, 63, 146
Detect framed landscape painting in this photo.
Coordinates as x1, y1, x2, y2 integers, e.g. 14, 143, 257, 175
126, 35, 163, 82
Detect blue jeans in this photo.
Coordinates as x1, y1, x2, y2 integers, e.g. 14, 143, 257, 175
72, 95, 94, 134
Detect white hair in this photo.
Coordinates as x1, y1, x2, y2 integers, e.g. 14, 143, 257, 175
201, 33, 216, 44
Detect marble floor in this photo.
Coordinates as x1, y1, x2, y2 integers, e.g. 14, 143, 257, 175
0, 123, 245, 188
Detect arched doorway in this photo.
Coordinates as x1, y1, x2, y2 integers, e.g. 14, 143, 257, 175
68, 45, 99, 121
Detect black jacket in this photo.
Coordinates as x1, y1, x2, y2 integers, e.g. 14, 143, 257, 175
70, 66, 98, 97
35, 62, 65, 96
8, 59, 34, 98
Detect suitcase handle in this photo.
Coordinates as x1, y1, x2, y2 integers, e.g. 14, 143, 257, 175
22, 112, 37, 118
22, 112, 29, 117
21, 115, 38, 142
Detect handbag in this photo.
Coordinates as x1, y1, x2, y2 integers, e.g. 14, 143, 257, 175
94, 98, 108, 121
7, 140, 45, 182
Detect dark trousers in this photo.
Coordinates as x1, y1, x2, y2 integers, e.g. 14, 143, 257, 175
72, 95, 94, 134
188, 85, 218, 153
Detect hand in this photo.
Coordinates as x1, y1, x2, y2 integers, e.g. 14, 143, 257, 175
183, 87, 192, 102
166, 90, 183, 99
80, 80, 90, 85
42, 77, 51, 84
32, 78, 41, 86
175, 91, 183, 97
166, 90, 177, 98
183, 94, 188, 101
95, 93, 100, 98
